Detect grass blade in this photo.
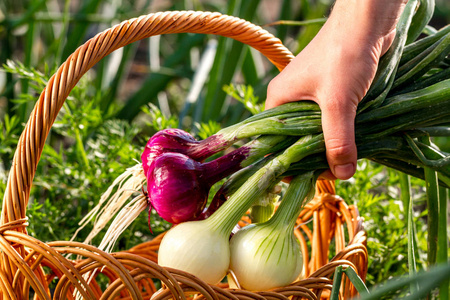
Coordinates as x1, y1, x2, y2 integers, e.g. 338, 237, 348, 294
53, 0, 71, 69
116, 34, 205, 121
343, 267, 369, 296
201, 0, 260, 124
438, 186, 449, 300
7, 0, 46, 29
241, 48, 260, 87
180, 39, 217, 126
407, 193, 420, 293
276, 0, 292, 43
16, 18, 35, 122
294, 0, 328, 53
399, 172, 412, 222
359, 263, 450, 300
197, 0, 237, 122
61, 0, 102, 61
264, 18, 327, 28
399, 172, 419, 293
420, 135, 440, 267
100, 43, 138, 112
330, 266, 343, 300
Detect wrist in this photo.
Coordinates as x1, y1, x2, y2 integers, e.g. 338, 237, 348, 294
329, 0, 407, 42
325, 0, 407, 58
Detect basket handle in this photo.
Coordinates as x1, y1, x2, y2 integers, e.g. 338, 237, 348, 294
1, 11, 294, 227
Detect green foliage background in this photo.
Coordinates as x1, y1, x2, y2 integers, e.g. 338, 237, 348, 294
0, 0, 449, 296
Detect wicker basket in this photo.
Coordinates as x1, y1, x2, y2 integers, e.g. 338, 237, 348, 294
0, 11, 367, 299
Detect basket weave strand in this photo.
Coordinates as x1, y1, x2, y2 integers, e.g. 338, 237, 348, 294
0, 11, 367, 299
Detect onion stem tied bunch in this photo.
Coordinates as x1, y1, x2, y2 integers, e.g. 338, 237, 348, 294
148, 0, 450, 289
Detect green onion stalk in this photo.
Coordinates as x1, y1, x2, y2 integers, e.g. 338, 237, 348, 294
141, 102, 321, 170
248, 185, 279, 224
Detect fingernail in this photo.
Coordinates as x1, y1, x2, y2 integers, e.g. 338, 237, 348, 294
334, 163, 355, 180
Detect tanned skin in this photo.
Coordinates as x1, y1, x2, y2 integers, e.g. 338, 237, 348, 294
266, 0, 408, 180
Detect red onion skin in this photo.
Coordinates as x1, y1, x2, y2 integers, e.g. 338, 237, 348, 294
142, 129, 198, 176
141, 128, 231, 176
148, 153, 208, 224
146, 147, 250, 224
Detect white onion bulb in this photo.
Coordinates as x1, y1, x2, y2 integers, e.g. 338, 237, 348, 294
229, 172, 315, 291
229, 223, 303, 290
158, 221, 230, 284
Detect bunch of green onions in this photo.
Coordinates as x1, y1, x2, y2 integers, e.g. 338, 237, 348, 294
146, 0, 450, 290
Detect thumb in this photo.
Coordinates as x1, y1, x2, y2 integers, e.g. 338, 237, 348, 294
320, 100, 358, 180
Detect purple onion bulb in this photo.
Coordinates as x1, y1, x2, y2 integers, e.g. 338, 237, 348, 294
141, 128, 234, 178
147, 152, 209, 224
146, 148, 249, 224
141, 129, 199, 176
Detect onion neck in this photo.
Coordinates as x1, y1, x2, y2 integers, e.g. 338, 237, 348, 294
204, 134, 325, 237
189, 134, 233, 161
201, 147, 250, 186
268, 172, 317, 231
201, 135, 300, 186
206, 156, 287, 236
198, 155, 275, 219
189, 102, 321, 161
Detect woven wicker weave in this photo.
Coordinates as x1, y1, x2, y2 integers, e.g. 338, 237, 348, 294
0, 11, 367, 299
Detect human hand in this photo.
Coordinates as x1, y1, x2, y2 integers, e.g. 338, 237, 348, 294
266, 0, 407, 180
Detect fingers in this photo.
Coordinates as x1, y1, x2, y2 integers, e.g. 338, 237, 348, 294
320, 99, 358, 180
265, 78, 287, 110
266, 54, 317, 110
380, 29, 397, 55
266, 61, 359, 180
266, 69, 300, 110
